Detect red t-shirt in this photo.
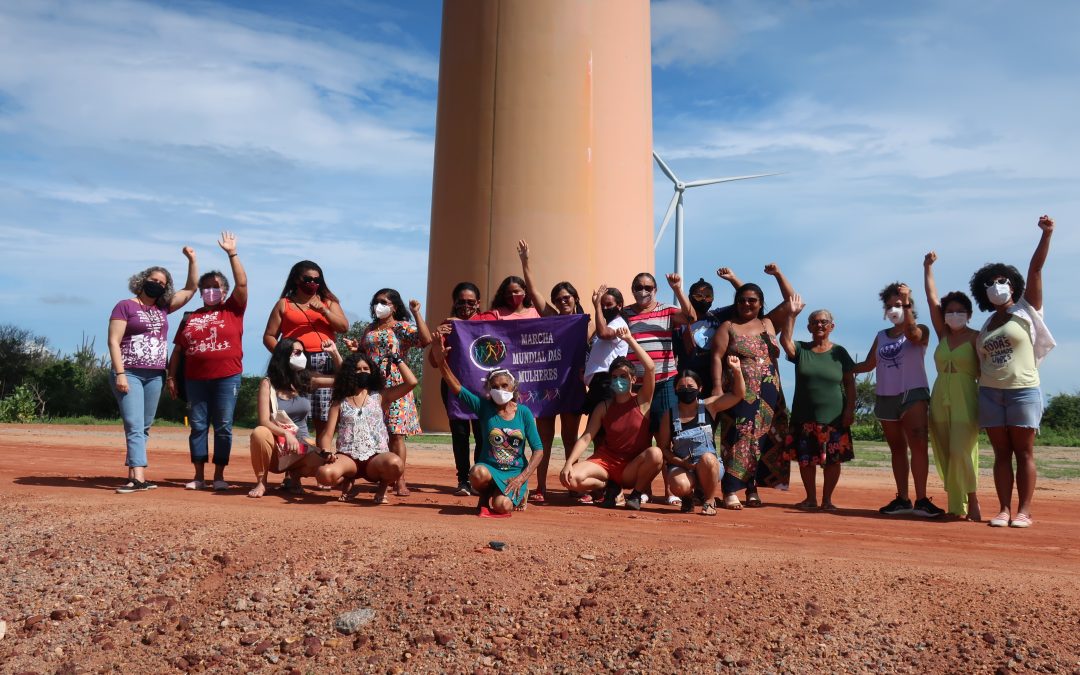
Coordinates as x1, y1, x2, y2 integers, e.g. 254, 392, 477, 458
175, 295, 246, 380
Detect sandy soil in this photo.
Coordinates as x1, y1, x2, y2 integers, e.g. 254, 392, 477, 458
1, 424, 1078, 674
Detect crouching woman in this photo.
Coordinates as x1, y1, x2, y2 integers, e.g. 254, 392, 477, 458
431, 338, 545, 517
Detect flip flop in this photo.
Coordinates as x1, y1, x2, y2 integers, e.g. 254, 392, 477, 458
184, 480, 206, 491
745, 493, 763, 508
212, 480, 230, 492
819, 502, 838, 512
792, 499, 818, 510
478, 506, 511, 519
701, 502, 717, 516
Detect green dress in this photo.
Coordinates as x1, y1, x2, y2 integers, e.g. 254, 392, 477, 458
929, 338, 979, 516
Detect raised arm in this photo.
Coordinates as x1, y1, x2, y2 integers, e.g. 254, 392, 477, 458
705, 355, 746, 415
381, 357, 419, 407
709, 321, 732, 397
430, 335, 462, 394
763, 263, 795, 324
218, 231, 248, 308
168, 247, 199, 312
1024, 215, 1054, 311
407, 300, 434, 347
779, 293, 805, 360
620, 327, 655, 406
923, 252, 945, 338
591, 285, 617, 339
517, 239, 555, 316
897, 284, 927, 345
715, 267, 744, 291
667, 273, 697, 326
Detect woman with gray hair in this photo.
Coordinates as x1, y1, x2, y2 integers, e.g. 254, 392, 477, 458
108, 246, 198, 493
778, 295, 857, 511
167, 232, 248, 491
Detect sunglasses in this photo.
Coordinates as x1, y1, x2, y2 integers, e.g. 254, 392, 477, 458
632, 285, 655, 292
454, 299, 479, 307
984, 277, 1010, 288
301, 275, 322, 284
554, 295, 574, 303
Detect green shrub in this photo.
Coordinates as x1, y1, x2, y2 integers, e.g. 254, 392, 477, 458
0, 385, 39, 422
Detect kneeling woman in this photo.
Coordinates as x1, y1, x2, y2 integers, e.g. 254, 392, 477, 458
657, 359, 745, 515
560, 328, 664, 510
315, 352, 418, 504
248, 338, 341, 497
431, 339, 544, 517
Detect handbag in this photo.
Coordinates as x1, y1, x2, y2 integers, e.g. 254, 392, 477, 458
269, 384, 308, 471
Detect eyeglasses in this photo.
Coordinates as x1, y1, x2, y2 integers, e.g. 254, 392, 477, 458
809, 319, 832, 326
984, 277, 1010, 287
632, 285, 655, 292
554, 295, 574, 303
301, 275, 321, 284
736, 297, 761, 305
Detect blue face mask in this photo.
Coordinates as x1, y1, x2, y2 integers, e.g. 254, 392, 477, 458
610, 377, 631, 395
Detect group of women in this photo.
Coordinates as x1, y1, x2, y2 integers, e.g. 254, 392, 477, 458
107, 216, 1056, 528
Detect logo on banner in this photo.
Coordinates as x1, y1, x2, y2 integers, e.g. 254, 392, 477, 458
470, 335, 507, 371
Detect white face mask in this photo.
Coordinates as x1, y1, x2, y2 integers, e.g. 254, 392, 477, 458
944, 312, 968, 330
489, 388, 514, 405
885, 306, 905, 324
373, 302, 393, 319
987, 283, 1012, 306
289, 353, 307, 371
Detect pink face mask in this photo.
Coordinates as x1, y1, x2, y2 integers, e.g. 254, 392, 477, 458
201, 288, 224, 306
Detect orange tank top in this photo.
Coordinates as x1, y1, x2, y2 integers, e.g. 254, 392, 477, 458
280, 299, 336, 352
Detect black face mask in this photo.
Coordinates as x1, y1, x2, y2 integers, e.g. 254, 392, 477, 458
602, 308, 620, 322
142, 280, 166, 299
675, 387, 699, 404
354, 373, 372, 390
691, 300, 712, 317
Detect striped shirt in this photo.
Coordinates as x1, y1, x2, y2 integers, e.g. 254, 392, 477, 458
623, 303, 682, 382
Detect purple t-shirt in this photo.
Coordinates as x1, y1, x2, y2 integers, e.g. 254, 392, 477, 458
110, 299, 169, 370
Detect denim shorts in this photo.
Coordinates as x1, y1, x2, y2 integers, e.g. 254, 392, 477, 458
978, 386, 1043, 429
874, 387, 930, 422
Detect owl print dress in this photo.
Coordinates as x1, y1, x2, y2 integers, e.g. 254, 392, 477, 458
456, 387, 543, 506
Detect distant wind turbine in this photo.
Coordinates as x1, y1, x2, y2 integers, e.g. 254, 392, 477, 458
653, 151, 781, 283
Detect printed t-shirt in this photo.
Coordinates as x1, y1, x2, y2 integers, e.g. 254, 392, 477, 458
788, 341, 855, 425
110, 299, 169, 370
456, 387, 542, 471
978, 315, 1039, 389
175, 295, 246, 380
584, 315, 629, 384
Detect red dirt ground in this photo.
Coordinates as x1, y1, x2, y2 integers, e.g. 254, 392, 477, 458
1, 424, 1078, 674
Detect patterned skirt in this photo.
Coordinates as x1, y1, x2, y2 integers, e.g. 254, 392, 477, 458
784, 421, 854, 467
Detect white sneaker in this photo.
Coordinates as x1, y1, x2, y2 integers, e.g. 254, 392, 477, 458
185, 480, 206, 490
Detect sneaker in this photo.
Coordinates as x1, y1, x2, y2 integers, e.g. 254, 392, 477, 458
625, 490, 642, 511
116, 480, 156, 494
912, 497, 945, 518
184, 480, 206, 491
600, 480, 622, 509
879, 494, 913, 515
454, 482, 473, 497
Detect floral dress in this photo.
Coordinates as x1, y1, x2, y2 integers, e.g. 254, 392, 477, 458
719, 326, 790, 491
361, 322, 421, 436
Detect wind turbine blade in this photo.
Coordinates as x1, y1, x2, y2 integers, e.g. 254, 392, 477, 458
652, 151, 680, 184
653, 191, 679, 249
684, 172, 784, 188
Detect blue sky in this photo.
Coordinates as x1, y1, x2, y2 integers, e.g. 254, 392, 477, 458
1, 0, 1076, 395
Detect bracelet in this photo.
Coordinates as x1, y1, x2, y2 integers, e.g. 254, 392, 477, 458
114, 371, 126, 376
166, 376, 176, 381
901, 303, 913, 309
228, 253, 238, 258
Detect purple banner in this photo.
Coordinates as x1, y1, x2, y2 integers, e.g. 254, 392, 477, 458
445, 315, 589, 420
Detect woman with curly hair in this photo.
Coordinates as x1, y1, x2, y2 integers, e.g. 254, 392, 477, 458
923, 251, 981, 520
971, 216, 1056, 528
315, 352, 418, 504
853, 282, 945, 518
349, 288, 432, 497
107, 247, 198, 493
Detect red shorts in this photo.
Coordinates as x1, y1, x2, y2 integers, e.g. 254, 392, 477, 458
586, 451, 632, 486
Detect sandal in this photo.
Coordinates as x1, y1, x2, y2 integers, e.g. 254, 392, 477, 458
745, 492, 763, 508
701, 501, 717, 516
792, 498, 817, 510
212, 480, 230, 492
723, 494, 743, 511
577, 493, 594, 505
530, 491, 546, 505
819, 502, 838, 512
1009, 513, 1033, 528
666, 495, 682, 506
374, 483, 389, 505
988, 510, 1010, 528
184, 480, 206, 491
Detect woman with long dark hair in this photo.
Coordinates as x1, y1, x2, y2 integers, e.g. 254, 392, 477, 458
262, 261, 349, 440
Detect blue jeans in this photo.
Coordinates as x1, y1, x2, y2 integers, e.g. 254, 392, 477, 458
186, 374, 242, 466
111, 368, 164, 468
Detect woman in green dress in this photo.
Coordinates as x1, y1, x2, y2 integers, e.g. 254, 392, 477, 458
923, 252, 981, 520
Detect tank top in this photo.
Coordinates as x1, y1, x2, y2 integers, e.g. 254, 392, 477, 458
978, 314, 1039, 389
596, 397, 651, 460
280, 299, 336, 352
335, 393, 389, 462
275, 390, 311, 440
670, 403, 716, 461
874, 329, 928, 396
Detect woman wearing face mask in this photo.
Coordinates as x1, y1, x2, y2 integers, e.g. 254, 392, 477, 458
516, 240, 587, 504
348, 289, 432, 498
430, 339, 544, 517
657, 362, 745, 516
431, 282, 486, 496
710, 264, 796, 509
970, 216, 1055, 528
247, 338, 342, 498
778, 296, 857, 511
852, 283, 944, 518
923, 252, 982, 521
474, 275, 542, 321
263, 261, 349, 441
315, 353, 417, 504
107, 247, 198, 493
166, 232, 247, 492
674, 272, 741, 397
560, 328, 664, 511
